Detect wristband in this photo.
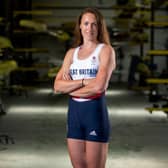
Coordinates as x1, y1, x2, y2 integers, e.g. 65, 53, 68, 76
82, 78, 84, 86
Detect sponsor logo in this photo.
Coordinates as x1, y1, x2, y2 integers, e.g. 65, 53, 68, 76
89, 130, 97, 136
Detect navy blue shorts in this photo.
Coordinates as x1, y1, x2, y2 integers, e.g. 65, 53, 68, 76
67, 95, 110, 143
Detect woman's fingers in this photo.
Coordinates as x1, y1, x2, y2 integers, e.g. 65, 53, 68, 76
63, 72, 71, 80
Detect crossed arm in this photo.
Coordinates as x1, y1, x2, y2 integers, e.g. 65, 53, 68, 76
54, 45, 116, 98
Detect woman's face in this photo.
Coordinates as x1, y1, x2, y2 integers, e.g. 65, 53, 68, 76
80, 12, 98, 42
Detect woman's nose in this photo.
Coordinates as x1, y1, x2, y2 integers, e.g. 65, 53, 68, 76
87, 24, 93, 31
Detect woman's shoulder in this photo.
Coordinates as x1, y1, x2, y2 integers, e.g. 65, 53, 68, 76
64, 47, 76, 58
66, 47, 76, 55
101, 43, 114, 54
64, 47, 80, 63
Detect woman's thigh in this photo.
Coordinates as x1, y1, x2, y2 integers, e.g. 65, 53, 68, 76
86, 141, 108, 168
67, 138, 86, 168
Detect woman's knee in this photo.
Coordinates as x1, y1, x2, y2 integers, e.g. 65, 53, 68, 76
71, 160, 86, 168
86, 159, 105, 168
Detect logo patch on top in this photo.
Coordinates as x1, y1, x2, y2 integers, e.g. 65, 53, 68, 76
91, 56, 97, 65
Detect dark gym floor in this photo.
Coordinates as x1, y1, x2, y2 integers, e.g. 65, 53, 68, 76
0, 84, 168, 168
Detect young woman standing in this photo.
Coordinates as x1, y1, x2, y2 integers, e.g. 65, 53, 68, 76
54, 7, 116, 168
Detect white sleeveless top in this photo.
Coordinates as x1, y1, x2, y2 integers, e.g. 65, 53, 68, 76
69, 43, 104, 102
69, 43, 104, 80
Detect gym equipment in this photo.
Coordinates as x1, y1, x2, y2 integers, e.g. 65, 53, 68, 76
145, 107, 168, 118
19, 19, 70, 41
0, 17, 4, 23
48, 66, 60, 78
128, 55, 153, 88
0, 36, 13, 49
148, 91, 168, 102
130, 32, 148, 44
137, 62, 151, 76
146, 78, 168, 84
0, 35, 16, 114
0, 36, 17, 79
14, 48, 49, 53
147, 50, 168, 56
145, 77, 168, 117
0, 60, 18, 94
32, 2, 61, 9
146, 21, 168, 27
19, 20, 47, 32
0, 60, 18, 76
141, 0, 151, 6
153, 0, 168, 8
14, 10, 53, 16
113, 17, 132, 29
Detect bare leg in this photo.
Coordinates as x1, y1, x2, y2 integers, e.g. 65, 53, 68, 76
86, 141, 108, 168
67, 138, 86, 168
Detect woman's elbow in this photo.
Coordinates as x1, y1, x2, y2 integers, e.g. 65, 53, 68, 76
54, 84, 59, 93
112, 62, 116, 72
94, 84, 106, 94
54, 85, 65, 94
54, 81, 62, 93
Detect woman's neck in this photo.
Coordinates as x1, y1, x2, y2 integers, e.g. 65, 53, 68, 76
81, 41, 99, 49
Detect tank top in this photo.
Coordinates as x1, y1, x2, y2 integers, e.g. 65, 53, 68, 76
69, 43, 104, 102
69, 43, 104, 80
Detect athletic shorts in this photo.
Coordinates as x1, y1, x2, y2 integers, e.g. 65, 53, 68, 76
67, 95, 110, 143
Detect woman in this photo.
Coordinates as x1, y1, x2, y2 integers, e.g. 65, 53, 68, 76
54, 7, 116, 168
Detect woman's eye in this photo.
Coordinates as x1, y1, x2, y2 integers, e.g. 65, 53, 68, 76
84, 22, 89, 26
93, 23, 97, 26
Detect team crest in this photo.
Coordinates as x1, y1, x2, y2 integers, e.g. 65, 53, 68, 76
91, 56, 96, 65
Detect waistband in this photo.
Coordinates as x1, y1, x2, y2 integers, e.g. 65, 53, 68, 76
71, 92, 104, 100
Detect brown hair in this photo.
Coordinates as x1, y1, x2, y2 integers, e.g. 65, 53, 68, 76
72, 7, 110, 47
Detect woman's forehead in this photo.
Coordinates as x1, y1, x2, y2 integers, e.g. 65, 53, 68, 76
81, 13, 97, 22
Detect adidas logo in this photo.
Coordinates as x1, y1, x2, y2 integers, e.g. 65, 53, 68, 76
89, 130, 97, 136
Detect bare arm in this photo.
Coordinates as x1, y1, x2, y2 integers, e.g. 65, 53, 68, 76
70, 45, 116, 98
54, 48, 83, 94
